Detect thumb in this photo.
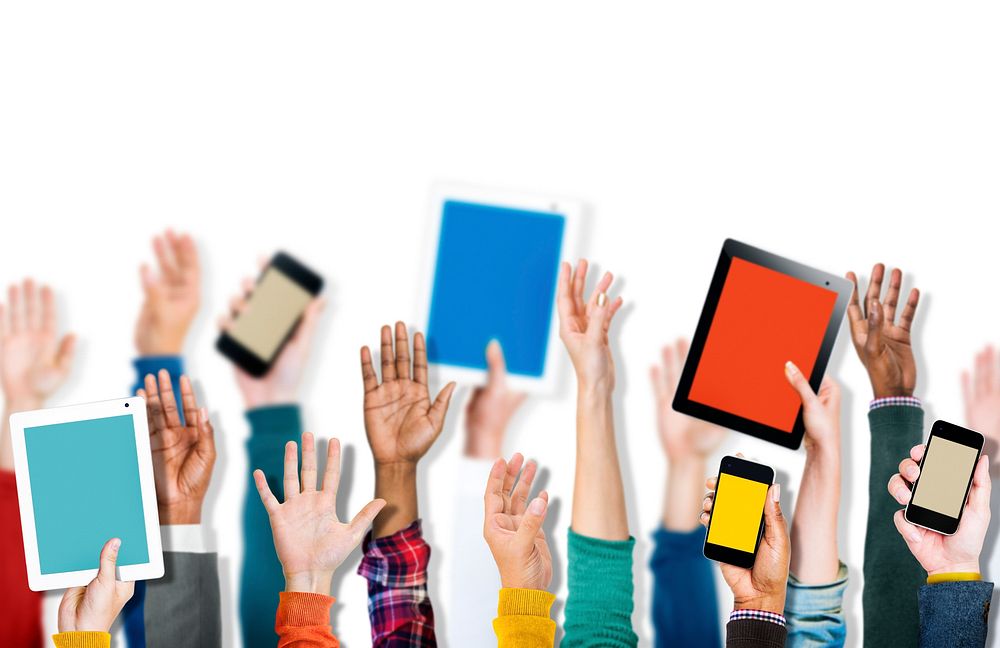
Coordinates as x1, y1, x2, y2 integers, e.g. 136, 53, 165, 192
349, 498, 387, 538
784, 361, 818, 408
969, 455, 991, 513
96, 538, 122, 586
894, 509, 925, 553
514, 494, 548, 551
762, 484, 788, 551
429, 382, 457, 428
486, 340, 507, 387
865, 297, 884, 356
56, 334, 76, 373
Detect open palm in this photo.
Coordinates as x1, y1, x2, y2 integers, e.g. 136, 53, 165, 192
556, 260, 624, 388
652, 339, 727, 461
361, 322, 455, 465
135, 230, 201, 356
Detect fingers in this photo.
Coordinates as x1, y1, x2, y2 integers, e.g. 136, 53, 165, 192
969, 455, 991, 513
321, 437, 342, 499
24, 278, 38, 331
290, 297, 325, 348
510, 459, 538, 516
897, 288, 920, 333
179, 375, 199, 426
514, 493, 548, 551
899, 456, 920, 483
96, 538, 123, 586
428, 381, 457, 430
985, 347, 998, 394
283, 441, 300, 501
394, 322, 411, 380
413, 332, 429, 385
502, 452, 525, 502
360, 346, 379, 392
883, 268, 902, 323
865, 263, 885, 315
55, 334, 76, 374
379, 325, 396, 381
910, 443, 926, 463
846, 271, 864, 334
145, 373, 167, 435
572, 259, 589, 315
865, 296, 885, 357
486, 340, 508, 388
196, 407, 216, 459
172, 231, 200, 276
888, 474, 912, 505
484, 458, 507, 517
349, 498, 387, 538
253, 469, 280, 514
586, 271, 618, 339
157, 369, 182, 428
153, 234, 180, 283
40, 285, 56, 333
784, 361, 818, 407
300, 432, 318, 492
894, 508, 925, 546
556, 262, 575, 323
7, 283, 21, 334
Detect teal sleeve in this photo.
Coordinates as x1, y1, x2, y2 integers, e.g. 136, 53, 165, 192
239, 404, 303, 648
563, 528, 638, 647
863, 405, 926, 648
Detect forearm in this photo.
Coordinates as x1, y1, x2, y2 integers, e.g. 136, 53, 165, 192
572, 385, 628, 540
789, 449, 840, 583
373, 463, 418, 538
663, 459, 708, 532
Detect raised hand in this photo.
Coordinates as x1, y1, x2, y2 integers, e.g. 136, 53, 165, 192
963, 346, 1000, 457
134, 229, 201, 356
846, 264, 920, 398
254, 432, 386, 594
139, 370, 216, 524
57, 538, 135, 633
465, 341, 527, 459
557, 259, 624, 391
701, 476, 789, 614
887, 445, 991, 576
361, 322, 456, 467
784, 362, 841, 454
483, 453, 552, 591
220, 273, 326, 408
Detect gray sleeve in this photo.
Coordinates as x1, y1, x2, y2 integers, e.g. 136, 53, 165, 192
144, 551, 222, 648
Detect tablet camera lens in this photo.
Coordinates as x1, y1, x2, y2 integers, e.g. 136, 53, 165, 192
125, 402, 130, 408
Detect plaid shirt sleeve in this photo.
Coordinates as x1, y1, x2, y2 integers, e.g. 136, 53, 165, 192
357, 519, 436, 647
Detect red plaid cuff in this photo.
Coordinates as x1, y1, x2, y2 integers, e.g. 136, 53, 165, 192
358, 519, 430, 588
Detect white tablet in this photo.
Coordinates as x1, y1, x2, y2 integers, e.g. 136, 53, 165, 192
9, 397, 164, 591
419, 184, 581, 394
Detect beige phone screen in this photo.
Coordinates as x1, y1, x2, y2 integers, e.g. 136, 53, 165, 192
229, 268, 312, 361
911, 436, 979, 518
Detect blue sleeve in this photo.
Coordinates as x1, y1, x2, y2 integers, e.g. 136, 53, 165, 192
918, 581, 993, 648
240, 404, 303, 648
123, 355, 185, 648
785, 563, 848, 648
650, 526, 722, 648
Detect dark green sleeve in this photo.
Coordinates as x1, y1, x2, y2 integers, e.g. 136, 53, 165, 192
863, 405, 927, 648
239, 405, 303, 648
563, 528, 638, 647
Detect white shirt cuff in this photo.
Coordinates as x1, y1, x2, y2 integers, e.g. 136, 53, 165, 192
161, 524, 210, 553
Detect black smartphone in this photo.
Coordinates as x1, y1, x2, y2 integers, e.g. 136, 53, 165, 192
703, 455, 775, 568
904, 420, 984, 535
216, 252, 323, 377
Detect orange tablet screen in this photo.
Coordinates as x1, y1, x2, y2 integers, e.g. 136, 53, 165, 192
689, 257, 838, 432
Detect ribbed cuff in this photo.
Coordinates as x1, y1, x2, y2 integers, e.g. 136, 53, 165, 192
276, 591, 335, 627
497, 588, 555, 618
726, 618, 788, 647
52, 631, 112, 648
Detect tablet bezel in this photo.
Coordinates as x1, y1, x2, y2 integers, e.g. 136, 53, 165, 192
417, 183, 581, 395
673, 239, 852, 450
9, 397, 164, 591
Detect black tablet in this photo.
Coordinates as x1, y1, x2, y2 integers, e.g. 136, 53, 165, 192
673, 239, 852, 449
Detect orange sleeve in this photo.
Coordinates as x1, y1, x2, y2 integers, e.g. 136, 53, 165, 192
275, 591, 339, 648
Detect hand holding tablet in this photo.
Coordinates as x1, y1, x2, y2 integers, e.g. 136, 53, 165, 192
57, 538, 135, 633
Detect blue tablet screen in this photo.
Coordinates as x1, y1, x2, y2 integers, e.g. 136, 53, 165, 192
24, 415, 150, 574
427, 199, 565, 377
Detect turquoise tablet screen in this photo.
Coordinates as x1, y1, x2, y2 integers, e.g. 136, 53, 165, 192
427, 200, 565, 377
24, 415, 149, 574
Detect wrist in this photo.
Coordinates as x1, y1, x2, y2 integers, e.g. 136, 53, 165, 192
871, 382, 913, 399
137, 336, 185, 356
734, 593, 785, 615
158, 500, 203, 525
3, 396, 43, 413
802, 442, 840, 470
577, 379, 614, 400
284, 570, 334, 595
927, 561, 981, 577
464, 428, 503, 459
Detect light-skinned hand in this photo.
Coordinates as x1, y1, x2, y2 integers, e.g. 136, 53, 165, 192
887, 445, 991, 576
846, 264, 920, 399
963, 346, 1000, 456
219, 273, 326, 409
556, 259, 624, 392
701, 476, 789, 614
361, 322, 456, 467
784, 361, 841, 455
465, 340, 527, 459
138, 370, 216, 525
254, 432, 386, 595
134, 230, 201, 356
483, 453, 552, 591
57, 538, 135, 633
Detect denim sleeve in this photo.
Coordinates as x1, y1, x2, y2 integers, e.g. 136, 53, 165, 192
785, 562, 848, 648
918, 581, 994, 648
650, 526, 721, 648
240, 404, 303, 648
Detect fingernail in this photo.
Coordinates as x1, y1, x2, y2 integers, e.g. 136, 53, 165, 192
772, 483, 781, 502
597, 292, 607, 307
112, 538, 121, 551
528, 497, 546, 515
785, 361, 797, 375
907, 465, 919, 480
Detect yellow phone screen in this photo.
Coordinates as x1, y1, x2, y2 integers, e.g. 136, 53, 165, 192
707, 473, 769, 553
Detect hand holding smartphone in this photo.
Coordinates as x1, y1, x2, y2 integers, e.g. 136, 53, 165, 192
904, 421, 984, 536
217, 252, 323, 377
703, 455, 774, 568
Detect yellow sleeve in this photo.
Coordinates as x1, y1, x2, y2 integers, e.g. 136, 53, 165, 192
52, 631, 111, 648
493, 588, 557, 648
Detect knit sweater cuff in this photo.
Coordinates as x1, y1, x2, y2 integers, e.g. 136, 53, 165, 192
52, 632, 112, 648
246, 405, 303, 443
497, 588, 556, 618
725, 618, 788, 647
276, 591, 335, 627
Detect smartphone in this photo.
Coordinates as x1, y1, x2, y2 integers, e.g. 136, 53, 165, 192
704, 455, 775, 568
216, 252, 323, 377
904, 420, 984, 535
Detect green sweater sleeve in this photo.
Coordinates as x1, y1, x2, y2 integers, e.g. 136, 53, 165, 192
563, 529, 638, 647
863, 405, 927, 648
240, 404, 304, 648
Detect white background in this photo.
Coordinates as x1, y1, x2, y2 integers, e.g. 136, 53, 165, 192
2, 3, 999, 646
